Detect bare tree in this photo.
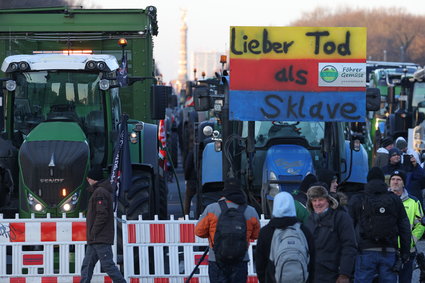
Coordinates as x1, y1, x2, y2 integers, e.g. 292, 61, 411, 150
292, 7, 425, 65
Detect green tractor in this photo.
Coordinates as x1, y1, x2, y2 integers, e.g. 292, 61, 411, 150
0, 51, 170, 219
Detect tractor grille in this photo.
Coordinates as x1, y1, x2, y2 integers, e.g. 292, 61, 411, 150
19, 140, 89, 206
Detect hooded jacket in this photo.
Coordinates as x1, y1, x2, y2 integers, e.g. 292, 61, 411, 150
304, 187, 357, 282
373, 147, 389, 168
348, 179, 411, 258
255, 192, 315, 283
194, 188, 260, 262
85, 179, 115, 245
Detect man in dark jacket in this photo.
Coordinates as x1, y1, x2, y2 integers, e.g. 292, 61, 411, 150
80, 167, 126, 283
255, 192, 315, 283
348, 167, 411, 283
304, 185, 356, 283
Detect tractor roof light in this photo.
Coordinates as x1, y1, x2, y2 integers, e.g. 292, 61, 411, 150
118, 38, 128, 47
7, 62, 18, 72
19, 61, 29, 71
86, 61, 96, 70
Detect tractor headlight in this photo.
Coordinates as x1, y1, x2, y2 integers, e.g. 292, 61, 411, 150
130, 131, 138, 144
99, 79, 110, 90
203, 125, 213, 137
60, 192, 80, 212
268, 171, 280, 198
6, 80, 16, 91
27, 192, 46, 213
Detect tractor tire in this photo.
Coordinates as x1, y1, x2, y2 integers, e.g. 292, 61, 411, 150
120, 170, 153, 220
0, 168, 12, 208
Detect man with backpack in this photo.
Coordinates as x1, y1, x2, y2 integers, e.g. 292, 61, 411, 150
349, 167, 411, 282
389, 170, 425, 283
255, 192, 314, 283
195, 178, 260, 283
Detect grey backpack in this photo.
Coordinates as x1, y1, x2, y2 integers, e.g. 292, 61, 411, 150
269, 222, 309, 283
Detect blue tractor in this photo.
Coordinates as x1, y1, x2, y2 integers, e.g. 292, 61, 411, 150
191, 74, 379, 217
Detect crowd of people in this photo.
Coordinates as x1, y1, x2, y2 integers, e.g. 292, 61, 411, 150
194, 136, 425, 283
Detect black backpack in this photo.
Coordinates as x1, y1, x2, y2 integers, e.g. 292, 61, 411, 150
359, 192, 398, 244
213, 199, 248, 264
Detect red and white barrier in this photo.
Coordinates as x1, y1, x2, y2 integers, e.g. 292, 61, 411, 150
0, 213, 115, 282
0, 213, 270, 282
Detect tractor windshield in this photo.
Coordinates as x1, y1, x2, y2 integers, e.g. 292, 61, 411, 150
13, 71, 104, 136
12, 70, 112, 166
251, 121, 324, 148
412, 82, 425, 114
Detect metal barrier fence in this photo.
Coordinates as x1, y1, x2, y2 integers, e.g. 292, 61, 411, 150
0, 213, 269, 282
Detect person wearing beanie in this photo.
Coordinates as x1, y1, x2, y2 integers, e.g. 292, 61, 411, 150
255, 192, 315, 283
389, 170, 425, 283
373, 137, 394, 168
316, 169, 338, 193
81, 166, 126, 283
195, 178, 260, 283
304, 186, 356, 283
395, 136, 421, 165
348, 167, 411, 283
382, 146, 425, 193
366, 166, 385, 182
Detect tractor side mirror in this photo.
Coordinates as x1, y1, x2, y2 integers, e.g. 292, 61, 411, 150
151, 85, 171, 120
366, 87, 381, 111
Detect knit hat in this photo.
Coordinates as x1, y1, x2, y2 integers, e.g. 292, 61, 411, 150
388, 147, 402, 158
381, 137, 393, 148
223, 177, 247, 205
390, 170, 407, 185
299, 173, 318, 193
306, 185, 338, 212
367, 167, 385, 182
316, 169, 337, 191
395, 137, 408, 151
272, 192, 296, 218
87, 166, 104, 181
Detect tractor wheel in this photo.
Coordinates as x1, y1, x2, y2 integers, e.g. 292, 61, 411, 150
120, 170, 153, 220
0, 168, 11, 208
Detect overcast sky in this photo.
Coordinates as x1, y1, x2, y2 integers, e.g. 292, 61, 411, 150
84, 0, 425, 83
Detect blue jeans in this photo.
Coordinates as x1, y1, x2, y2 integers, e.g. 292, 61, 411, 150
208, 260, 248, 283
354, 250, 397, 283
80, 244, 126, 283
399, 252, 416, 283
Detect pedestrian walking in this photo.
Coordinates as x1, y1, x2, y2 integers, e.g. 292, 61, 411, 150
389, 170, 425, 283
255, 192, 315, 283
304, 185, 356, 283
80, 167, 126, 283
348, 167, 411, 283
194, 178, 260, 283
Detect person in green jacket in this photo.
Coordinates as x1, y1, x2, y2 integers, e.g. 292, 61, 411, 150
389, 170, 425, 283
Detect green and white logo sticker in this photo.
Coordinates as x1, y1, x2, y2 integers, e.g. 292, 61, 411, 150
318, 63, 366, 87
320, 65, 338, 83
